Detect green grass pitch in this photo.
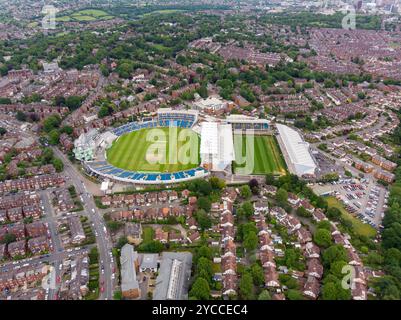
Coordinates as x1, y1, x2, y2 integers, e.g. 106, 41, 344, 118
233, 135, 287, 175
106, 127, 200, 173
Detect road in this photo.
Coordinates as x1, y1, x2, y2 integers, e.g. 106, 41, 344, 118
53, 147, 115, 300
40, 190, 64, 299
0, 247, 89, 274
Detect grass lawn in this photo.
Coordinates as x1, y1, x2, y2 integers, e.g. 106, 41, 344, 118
142, 227, 155, 243
76, 9, 110, 17
141, 9, 186, 17
212, 263, 221, 273
106, 127, 200, 173
326, 197, 376, 238
57, 9, 113, 22
233, 135, 287, 175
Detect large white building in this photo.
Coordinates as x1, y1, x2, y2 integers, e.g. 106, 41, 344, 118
193, 96, 228, 111
73, 129, 100, 162
276, 124, 317, 176
200, 122, 235, 171
74, 129, 117, 162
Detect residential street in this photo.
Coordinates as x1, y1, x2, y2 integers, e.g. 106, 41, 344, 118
52, 147, 116, 300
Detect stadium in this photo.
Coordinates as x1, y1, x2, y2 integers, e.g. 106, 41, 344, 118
74, 109, 316, 185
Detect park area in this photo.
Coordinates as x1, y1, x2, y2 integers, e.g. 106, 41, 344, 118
56, 9, 114, 22
326, 197, 376, 238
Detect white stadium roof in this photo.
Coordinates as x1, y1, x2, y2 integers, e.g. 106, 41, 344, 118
200, 122, 219, 155
200, 122, 234, 171
276, 124, 317, 176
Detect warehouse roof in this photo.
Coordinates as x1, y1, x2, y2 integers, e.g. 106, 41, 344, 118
276, 124, 316, 176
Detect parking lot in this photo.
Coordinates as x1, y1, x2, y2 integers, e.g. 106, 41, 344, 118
313, 152, 346, 179
313, 178, 388, 229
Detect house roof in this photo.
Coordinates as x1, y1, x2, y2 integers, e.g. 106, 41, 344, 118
140, 253, 158, 270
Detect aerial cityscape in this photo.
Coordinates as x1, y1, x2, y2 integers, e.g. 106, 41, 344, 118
1, 0, 401, 303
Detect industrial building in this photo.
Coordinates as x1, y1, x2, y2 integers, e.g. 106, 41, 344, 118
153, 252, 192, 300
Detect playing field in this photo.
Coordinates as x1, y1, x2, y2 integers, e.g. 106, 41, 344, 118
106, 127, 200, 173
56, 9, 114, 22
233, 135, 287, 175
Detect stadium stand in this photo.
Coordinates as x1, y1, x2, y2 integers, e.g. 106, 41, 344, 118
112, 109, 198, 136
87, 161, 209, 184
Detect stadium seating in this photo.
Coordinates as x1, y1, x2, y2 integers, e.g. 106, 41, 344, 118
89, 111, 207, 184
112, 111, 196, 136
231, 122, 269, 130
87, 161, 208, 184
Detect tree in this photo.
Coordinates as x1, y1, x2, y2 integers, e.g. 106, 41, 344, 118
372, 276, 400, 300
197, 257, 213, 282
366, 252, 384, 266
52, 158, 64, 172
276, 188, 288, 205
284, 248, 299, 269
196, 246, 212, 262
322, 281, 351, 300
243, 231, 258, 251
113, 291, 123, 300
98, 105, 111, 118
239, 272, 254, 299
258, 290, 271, 300
16, 111, 27, 122
286, 289, 304, 300
197, 197, 211, 212
197, 180, 212, 196
209, 176, 225, 190
54, 96, 66, 106
116, 236, 128, 249
327, 207, 341, 220
0, 127, 6, 136
43, 115, 61, 133
384, 248, 401, 267
41, 148, 54, 164
195, 209, 212, 231
65, 96, 83, 110
48, 129, 60, 145
138, 240, 164, 253
329, 260, 348, 279
248, 179, 260, 194
250, 263, 264, 286
297, 206, 311, 218
314, 229, 332, 248
1, 233, 16, 244
107, 221, 123, 232
61, 125, 73, 135
241, 201, 254, 218
0, 97, 12, 104
240, 185, 252, 199
238, 222, 258, 242
265, 173, 275, 186
317, 220, 331, 231
322, 245, 348, 266
189, 277, 210, 300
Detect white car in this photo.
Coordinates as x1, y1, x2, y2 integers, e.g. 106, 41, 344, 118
111, 274, 115, 280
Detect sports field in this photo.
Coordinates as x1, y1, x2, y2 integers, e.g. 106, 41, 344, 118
56, 9, 114, 22
106, 127, 200, 173
233, 135, 287, 175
